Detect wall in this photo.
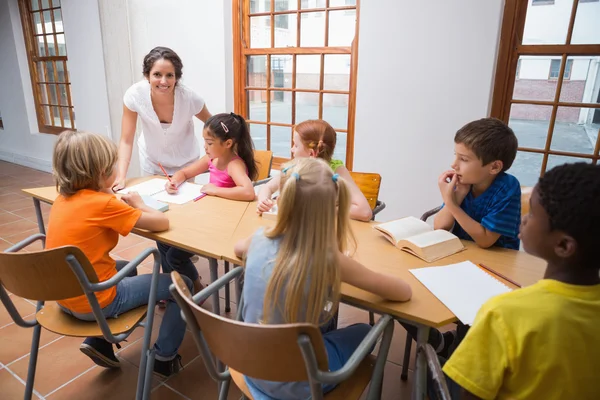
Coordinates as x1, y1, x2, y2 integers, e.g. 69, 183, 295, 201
352, 0, 505, 220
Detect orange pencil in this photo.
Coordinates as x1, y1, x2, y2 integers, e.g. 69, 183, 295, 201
478, 263, 521, 288
158, 163, 172, 183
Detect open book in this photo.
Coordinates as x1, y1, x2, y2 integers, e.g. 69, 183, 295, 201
374, 216, 464, 262
118, 178, 203, 205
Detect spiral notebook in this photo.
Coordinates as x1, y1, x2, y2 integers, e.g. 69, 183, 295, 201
409, 261, 513, 325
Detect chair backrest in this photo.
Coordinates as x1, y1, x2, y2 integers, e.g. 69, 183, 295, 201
521, 186, 532, 216
171, 272, 329, 382
349, 171, 382, 210
254, 150, 273, 182
0, 246, 99, 301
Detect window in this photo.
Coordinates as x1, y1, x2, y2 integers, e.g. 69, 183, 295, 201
18, 0, 75, 134
233, 0, 360, 168
491, 0, 600, 187
549, 59, 573, 80
532, 0, 555, 5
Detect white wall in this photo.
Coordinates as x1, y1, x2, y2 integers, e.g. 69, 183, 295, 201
353, 0, 504, 220
0, 0, 112, 172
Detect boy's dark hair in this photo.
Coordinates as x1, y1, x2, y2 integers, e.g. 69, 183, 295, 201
537, 163, 600, 266
454, 118, 518, 171
205, 112, 258, 181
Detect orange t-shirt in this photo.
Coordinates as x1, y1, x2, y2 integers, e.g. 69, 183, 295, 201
46, 189, 142, 313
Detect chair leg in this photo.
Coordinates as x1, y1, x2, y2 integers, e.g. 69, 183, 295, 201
369, 311, 375, 326
136, 313, 156, 399
208, 258, 221, 315
224, 261, 231, 313
24, 323, 43, 400
401, 335, 412, 381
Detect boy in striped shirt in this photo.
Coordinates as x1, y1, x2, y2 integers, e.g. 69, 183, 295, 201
434, 118, 521, 250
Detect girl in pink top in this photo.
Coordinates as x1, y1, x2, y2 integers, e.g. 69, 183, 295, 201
167, 113, 257, 201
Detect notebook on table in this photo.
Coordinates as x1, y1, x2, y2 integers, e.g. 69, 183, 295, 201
409, 261, 513, 325
141, 195, 169, 212
118, 178, 203, 205
374, 216, 465, 262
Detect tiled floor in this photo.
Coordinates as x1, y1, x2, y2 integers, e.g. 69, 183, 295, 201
0, 160, 417, 399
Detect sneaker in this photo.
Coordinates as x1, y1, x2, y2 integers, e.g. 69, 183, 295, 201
437, 330, 457, 359
153, 354, 183, 378
80, 337, 120, 369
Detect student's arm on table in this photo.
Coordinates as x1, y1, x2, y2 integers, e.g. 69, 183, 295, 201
256, 174, 281, 214
166, 156, 210, 193
121, 192, 169, 231
234, 235, 253, 259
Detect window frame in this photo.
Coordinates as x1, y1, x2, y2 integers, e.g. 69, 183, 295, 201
232, 0, 360, 169
18, 0, 75, 134
490, 0, 600, 176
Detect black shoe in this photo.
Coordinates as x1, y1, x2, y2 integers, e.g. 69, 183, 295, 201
153, 354, 183, 378
437, 330, 457, 359
80, 337, 120, 369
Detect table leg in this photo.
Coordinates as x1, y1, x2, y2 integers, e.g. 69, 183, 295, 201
33, 198, 46, 235
208, 257, 220, 315
412, 324, 430, 400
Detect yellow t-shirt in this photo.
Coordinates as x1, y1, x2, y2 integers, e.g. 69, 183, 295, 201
443, 279, 600, 400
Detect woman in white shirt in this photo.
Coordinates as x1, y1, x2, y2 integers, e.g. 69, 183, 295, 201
113, 47, 210, 293
113, 46, 211, 190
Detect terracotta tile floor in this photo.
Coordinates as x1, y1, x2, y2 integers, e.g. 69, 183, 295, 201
0, 161, 416, 399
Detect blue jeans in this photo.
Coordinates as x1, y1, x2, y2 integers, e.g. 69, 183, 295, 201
156, 242, 199, 282
60, 260, 193, 361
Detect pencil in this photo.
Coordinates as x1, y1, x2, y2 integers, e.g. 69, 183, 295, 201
158, 163, 172, 183
478, 263, 521, 288
194, 193, 207, 202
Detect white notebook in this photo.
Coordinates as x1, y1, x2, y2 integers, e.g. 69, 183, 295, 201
409, 261, 513, 325
118, 178, 203, 205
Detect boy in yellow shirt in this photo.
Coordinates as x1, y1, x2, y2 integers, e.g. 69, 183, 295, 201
443, 162, 600, 399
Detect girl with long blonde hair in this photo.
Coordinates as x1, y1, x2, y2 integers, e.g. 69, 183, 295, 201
234, 158, 411, 399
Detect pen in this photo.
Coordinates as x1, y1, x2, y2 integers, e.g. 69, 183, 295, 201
194, 193, 207, 202
158, 163, 172, 183
478, 263, 521, 288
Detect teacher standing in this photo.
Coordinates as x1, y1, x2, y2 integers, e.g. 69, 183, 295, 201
113, 46, 211, 190
113, 46, 211, 293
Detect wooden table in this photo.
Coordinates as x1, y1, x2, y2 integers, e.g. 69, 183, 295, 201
22, 183, 547, 399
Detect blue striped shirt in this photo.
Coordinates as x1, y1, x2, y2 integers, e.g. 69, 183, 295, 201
450, 172, 521, 250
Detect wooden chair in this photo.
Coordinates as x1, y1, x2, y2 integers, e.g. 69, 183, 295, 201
349, 171, 386, 219
253, 149, 274, 186
0, 234, 161, 400
169, 268, 395, 400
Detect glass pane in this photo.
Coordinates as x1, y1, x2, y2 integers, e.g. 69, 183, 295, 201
247, 90, 267, 122
33, 12, 43, 34
571, 0, 600, 44
36, 62, 44, 82
324, 54, 350, 91
274, 13, 297, 47
31, 0, 40, 11
52, 0, 61, 6
270, 55, 292, 88
58, 84, 68, 106
295, 92, 320, 121
327, 10, 355, 47
512, 56, 558, 102
62, 107, 72, 129
41, 0, 50, 8
56, 60, 66, 82
296, 55, 320, 90
47, 34, 56, 56
43, 11, 53, 33
45, 61, 56, 82
56, 34, 66, 56
52, 106, 61, 126
249, 123, 267, 150
301, 0, 325, 8
559, 56, 600, 103
247, 55, 267, 88
274, 0, 297, 12
546, 154, 592, 172
508, 103, 553, 150
53, 10, 63, 32
511, 151, 544, 187
250, 16, 271, 48
48, 84, 58, 105
322, 94, 348, 130
522, 0, 573, 45
42, 106, 51, 125
550, 106, 598, 154
271, 125, 292, 158
38, 84, 48, 104
330, 0, 356, 6
270, 91, 291, 124
250, 0, 259, 13
332, 130, 347, 164
300, 12, 325, 47
35, 35, 46, 56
